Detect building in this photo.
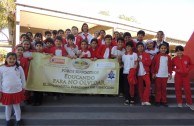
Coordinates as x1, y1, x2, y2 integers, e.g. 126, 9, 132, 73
13, 0, 187, 54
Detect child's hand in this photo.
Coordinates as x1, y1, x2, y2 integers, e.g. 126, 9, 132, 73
152, 74, 155, 79
168, 74, 172, 80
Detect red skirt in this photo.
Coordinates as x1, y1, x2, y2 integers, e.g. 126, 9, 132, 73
0, 91, 25, 105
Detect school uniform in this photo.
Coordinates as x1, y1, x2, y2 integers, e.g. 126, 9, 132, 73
89, 47, 99, 58
43, 47, 52, 54
133, 39, 146, 48
172, 55, 193, 105
64, 44, 79, 57
80, 32, 93, 44
154, 40, 169, 54
145, 48, 159, 60
97, 45, 113, 59
98, 38, 105, 46
122, 52, 138, 100
137, 52, 152, 102
23, 50, 35, 59
112, 38, 117, 46
111, 46, 125, 94
18, 57, 29, 79
111, 46, 126, 57
0, 65, 25, 105
50, 46, 67, 56
78, 49, 91, 58
151, 53, 172, 103
74, 35, 83, 49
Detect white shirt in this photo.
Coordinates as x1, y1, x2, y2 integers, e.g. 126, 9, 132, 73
122, 52, 138, 74
138, 55, 146, 76
23, 51, 32, 58
80, 32, 93, 44
133, 38, 146, 47
55, 49, 62, 56
156, 56, 169, 77
111, 46, 126, 57
78, 50, 91, 58
145, 48, 159, 60
0, 65, 26, 93
64, 44, 79, 57
103, 48, 110, 59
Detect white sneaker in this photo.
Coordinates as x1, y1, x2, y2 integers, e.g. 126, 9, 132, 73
186, 103, 194, 110
142, 102, 151, 106
178, 104, 183, 108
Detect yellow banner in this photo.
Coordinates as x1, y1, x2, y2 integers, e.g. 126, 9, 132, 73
26, 53, 120, 94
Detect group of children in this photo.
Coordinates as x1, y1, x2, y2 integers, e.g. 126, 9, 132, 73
0, 23, 194, 126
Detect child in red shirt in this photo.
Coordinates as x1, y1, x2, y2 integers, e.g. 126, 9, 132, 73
77, 40, 91, 58
97, 35, 113, 59
71, 26, 83, 49
151, 44, 172, 106
98, 30, 106, 46
172, 45, 194, 110
89, 38, 99, 61
136, 42, 152, 105
15, 46, 29, 79
22, 39, 35, 60
44, 38, 54, 54
65, 34, 79, 59
50, 36, 67, 56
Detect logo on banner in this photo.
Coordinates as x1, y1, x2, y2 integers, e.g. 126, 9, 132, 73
50, 57, 65, 64
107, 70, 116, 81
72, 60, 90, 69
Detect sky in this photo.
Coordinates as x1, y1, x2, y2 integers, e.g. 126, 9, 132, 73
16, 0, 194, 41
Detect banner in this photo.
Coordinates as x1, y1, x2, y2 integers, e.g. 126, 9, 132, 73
26, 53, 120, 94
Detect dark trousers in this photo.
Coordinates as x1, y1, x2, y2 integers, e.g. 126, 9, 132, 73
119, 68, 124, 94
33, 91, 43, 104
123, 74, 130, 100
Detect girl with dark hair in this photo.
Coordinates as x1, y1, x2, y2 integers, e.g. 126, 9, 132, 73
0, 52, 26, 126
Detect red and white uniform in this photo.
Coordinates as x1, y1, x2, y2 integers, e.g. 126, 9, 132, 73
137, 52, 151, 102
50, 47, 67, 56
112, 38, 117, 46
151, 53, 172, 103
98, 38, 105, 46
64, 44, 79, 57
97, 45, 113, 59
111, 46, 126, 57
145, 48, 159, 60
172, 55, 194, 105
122, 52, 138, 97
89, 47, 99, 58
80, 32, 93, 44
18, 57, 29, 79
74, 35, 83, 49
78, 49, 91, 58
23, 50, 35, 59
0, 65, 26, 105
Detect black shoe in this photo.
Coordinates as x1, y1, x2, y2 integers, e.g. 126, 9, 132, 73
155, 102, 160, 106
15, 120, 22, 126
161, 102, 168, 107
6, 120, 11, 126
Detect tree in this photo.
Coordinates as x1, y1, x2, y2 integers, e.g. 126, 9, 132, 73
0, 0, 16, 46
